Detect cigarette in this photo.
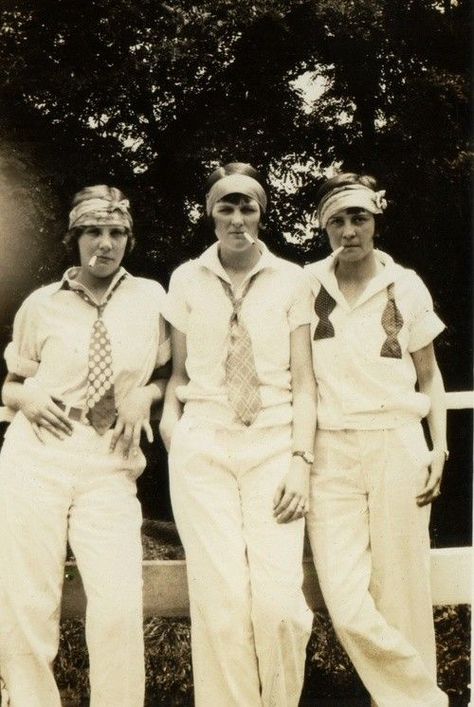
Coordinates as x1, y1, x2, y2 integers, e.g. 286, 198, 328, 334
243, 231, 255, 244
331, 246, 344, 258
88, 255, 98, 267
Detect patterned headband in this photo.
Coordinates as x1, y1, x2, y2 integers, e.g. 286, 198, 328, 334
318, 184, 387, 229
205, 174, 267, 215
68, 198, 133, 230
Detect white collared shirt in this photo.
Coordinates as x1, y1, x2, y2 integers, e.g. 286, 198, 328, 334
305, 250, 445, 430
163, 242, 311, 427
4, 267, 170, 409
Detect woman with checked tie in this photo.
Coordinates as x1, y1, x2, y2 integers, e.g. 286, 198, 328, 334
0, 185, 170, 706
160, 162, 317, 706
305, 172, 449, 706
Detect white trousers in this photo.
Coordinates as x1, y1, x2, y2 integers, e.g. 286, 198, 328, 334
0, 413, 145, 707
307, 424, 448, 707
169, 416, 313, 707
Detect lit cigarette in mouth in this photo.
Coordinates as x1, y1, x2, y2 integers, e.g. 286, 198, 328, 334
88, 255, 98, 268
243, 231, 255, 244
331, 246, 344, 259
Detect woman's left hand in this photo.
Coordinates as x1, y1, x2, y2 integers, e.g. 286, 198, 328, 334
273, 458, 310, 524
416, 450, 446, 507
110, 386, 155, 458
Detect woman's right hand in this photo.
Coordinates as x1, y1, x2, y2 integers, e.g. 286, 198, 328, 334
20, 382, 74, 442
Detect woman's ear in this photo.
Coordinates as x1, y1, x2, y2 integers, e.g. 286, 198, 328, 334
126, 234, 136, 255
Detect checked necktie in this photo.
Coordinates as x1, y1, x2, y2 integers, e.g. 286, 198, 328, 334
380, 283, 403, 359
220, 276, 262, 426
74, 275, 126, 434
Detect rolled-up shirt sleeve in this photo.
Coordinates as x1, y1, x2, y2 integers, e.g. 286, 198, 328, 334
407, 274, 445, 352
287, 269, 313, 332
4, 295, 41, 377
162, 265, 191, 334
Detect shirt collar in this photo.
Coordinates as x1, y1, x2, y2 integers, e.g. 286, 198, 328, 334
197, 241, 278, 284
58, 266, 129, 303
307, 249, 400, 310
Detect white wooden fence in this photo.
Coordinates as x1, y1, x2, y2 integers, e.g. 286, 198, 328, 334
1, 391, 473, 617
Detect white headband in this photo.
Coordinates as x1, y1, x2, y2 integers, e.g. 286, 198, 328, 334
318, 185, 387, 229
205, 174, 267, 215
68, 198, 132, 230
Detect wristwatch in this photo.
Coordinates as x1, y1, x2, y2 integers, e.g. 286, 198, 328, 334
292, 450, 314, 465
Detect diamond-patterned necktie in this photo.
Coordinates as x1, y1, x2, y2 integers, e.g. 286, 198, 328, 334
74, 275, 125, 434
380, 283, 403, 359
220, 276, 262, 426
313, 285, 337, 340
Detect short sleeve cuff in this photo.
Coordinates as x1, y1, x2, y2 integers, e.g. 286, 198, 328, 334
288, 310, 312, 332
287, 276, 312, 332
161, 288, 189, 333
408, 312, 446, 352
4, 342, 39, 377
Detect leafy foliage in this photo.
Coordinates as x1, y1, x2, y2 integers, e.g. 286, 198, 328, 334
50, 605, 470, 704
0, 0, 471, 536
0, 1, 470, 272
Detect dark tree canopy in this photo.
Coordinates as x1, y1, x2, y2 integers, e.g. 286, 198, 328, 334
0, 0, 471, 537
1, 0, 471, 385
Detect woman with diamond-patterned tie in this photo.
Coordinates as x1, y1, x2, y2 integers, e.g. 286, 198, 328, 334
160, 162, 317, 706
305, 172, 449, 706
0, 185, 170, 706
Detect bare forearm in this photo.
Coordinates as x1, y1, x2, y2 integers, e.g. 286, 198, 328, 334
292, 387, 317, 452
146, 361, 171, 405
422, 364, 447, 453
289, 325, 318, 453
2, 375, 26, 410
161, 372, 186, 426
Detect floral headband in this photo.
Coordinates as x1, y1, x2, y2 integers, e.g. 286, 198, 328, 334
318, 184, 387, 229
68, 198, 133, 230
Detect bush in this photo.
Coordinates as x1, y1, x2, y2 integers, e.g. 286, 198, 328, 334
50, 605, 471, 705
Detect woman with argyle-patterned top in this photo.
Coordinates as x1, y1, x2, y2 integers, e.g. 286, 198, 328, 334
305, 172, 449, 706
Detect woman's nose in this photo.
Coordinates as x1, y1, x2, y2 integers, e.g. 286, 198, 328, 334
231, 210, 243, 224
342, 222, 356, 238
98, 233, 113, 249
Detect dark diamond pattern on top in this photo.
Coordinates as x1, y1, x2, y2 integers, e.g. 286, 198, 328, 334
380, 283, 403, 359
313, 286, 337, 340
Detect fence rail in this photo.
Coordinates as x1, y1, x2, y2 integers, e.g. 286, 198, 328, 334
1, 391, 472, 618
60, 546, 472, 619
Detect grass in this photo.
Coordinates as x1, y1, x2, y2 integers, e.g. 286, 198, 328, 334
53, 605, 471, 705
2, 520, 471, 705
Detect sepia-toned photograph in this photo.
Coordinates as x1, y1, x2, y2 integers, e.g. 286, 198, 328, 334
0, 1, 471, 705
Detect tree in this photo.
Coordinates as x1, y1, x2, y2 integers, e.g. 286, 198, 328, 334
0, 0, 471, 370
0, 0, 471, 538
